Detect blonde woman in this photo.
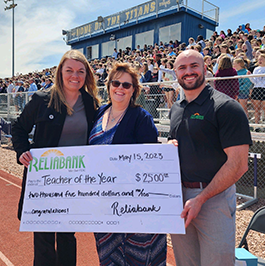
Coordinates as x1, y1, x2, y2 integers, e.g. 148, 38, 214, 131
12, 50, 99, 266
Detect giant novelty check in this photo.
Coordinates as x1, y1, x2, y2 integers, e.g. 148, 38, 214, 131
20, 144, 185, 234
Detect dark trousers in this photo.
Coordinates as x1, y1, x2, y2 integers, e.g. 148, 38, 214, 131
33, 232, 76, 266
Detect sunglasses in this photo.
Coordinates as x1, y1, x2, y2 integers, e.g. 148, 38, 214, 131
110, 80, 133, 89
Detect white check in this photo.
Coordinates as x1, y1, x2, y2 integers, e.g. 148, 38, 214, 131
20, 144, 185, 234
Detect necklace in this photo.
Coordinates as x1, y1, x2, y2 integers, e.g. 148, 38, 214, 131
105, 106, 127, 131
109, 106, 126, 122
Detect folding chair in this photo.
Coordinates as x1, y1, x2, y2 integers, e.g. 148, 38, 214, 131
238, 206, 265, 251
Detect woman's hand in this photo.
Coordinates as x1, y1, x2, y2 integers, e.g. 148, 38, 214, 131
167, 139, 178, 146
19, 151, 33, 168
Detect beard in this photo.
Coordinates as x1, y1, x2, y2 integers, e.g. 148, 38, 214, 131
178, 74, 205, 91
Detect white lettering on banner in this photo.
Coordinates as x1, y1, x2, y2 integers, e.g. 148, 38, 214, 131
20, 144, 185, 234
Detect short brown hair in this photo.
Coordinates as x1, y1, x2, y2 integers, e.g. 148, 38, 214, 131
106, 63, 141, 107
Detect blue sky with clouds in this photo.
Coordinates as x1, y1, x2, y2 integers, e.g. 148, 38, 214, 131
0, 0, 264, 78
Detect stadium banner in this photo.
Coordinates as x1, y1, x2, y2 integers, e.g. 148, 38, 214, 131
20, 144, 185, 234
68, 0, 181, 41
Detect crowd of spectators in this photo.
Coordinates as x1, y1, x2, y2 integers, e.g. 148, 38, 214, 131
1, 23, 265, 120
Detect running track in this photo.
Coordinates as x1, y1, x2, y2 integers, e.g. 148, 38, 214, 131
0, 170, 176, 266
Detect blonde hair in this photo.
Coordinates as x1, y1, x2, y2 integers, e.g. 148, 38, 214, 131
48, 50, 99, 115
234, 58, 246, 69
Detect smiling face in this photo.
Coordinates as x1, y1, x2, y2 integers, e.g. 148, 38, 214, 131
258, 55, 265, 67
205, 57, 212, 66
109, 72, 134, 107
61, 59, 86, 94
174, 50, 206, 92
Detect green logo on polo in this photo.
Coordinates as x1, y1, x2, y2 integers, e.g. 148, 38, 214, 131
190, 113, 204, 120
29, 149, 85, 172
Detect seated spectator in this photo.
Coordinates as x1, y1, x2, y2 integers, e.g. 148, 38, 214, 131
44, 78, 53, 90
168, 46, 176, 56
147, 57, 154, 72
140, 62, 152, 83
186, 37, 196, 49
204, 56, 214, 87
194, 44, 204, 56
214, 56, 239, 99
211, 45, 221, 63
245, 23, 251, 32
219, 30, 226, 39
227, 29, 233, 37
196, 35, 205, 49
220, 44, 233, 59
203, 47, 211, 57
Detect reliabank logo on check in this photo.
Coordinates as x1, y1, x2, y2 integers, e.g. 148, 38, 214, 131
29, 149, 86, 172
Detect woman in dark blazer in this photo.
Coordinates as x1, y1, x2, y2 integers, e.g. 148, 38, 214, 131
89, 62, 166, 266
12, 50, 99, 266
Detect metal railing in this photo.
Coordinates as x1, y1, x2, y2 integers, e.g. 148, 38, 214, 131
1, 74, 265, 201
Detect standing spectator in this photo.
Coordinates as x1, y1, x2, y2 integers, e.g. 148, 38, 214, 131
243, 34, 253, 60
233, 58, 253, 117
13, 81, 20, 113
16, 81, 25, 111
160, 61, 177, 108
250, 53, 265, 123
7, 79, 14, 94
28, 78, 38, 97
112, 48, 118, 59
214, 56, 239, 99
169, 49, 251, 266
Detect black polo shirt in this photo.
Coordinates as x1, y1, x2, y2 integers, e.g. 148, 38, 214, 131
169, 85, 252, 183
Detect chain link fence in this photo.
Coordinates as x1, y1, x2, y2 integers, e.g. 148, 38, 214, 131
1, 74, 265, 200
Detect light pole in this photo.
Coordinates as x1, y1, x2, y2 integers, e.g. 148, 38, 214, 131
4, 0, 17, 77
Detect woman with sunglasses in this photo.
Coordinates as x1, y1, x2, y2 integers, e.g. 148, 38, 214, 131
89, 62, 167, 266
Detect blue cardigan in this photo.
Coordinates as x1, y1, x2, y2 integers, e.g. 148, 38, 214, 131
94, 104, 158, 144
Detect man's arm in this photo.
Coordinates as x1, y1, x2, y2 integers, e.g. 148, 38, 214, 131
181, 144, 249, 228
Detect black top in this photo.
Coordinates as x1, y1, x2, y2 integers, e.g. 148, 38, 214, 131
168, 85, 252, 183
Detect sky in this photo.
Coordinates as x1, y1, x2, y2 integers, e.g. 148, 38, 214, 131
0, 0, 264, 78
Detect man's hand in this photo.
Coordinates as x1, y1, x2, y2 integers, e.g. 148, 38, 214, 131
181, 196, 204, 228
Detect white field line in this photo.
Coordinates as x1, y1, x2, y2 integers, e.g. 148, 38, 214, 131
0, 176, 21, 189
0, 175, 20, 266
0, 251, 15, 266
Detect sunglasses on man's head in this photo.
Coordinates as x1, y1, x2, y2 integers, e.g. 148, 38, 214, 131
110, 80, 133, 89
